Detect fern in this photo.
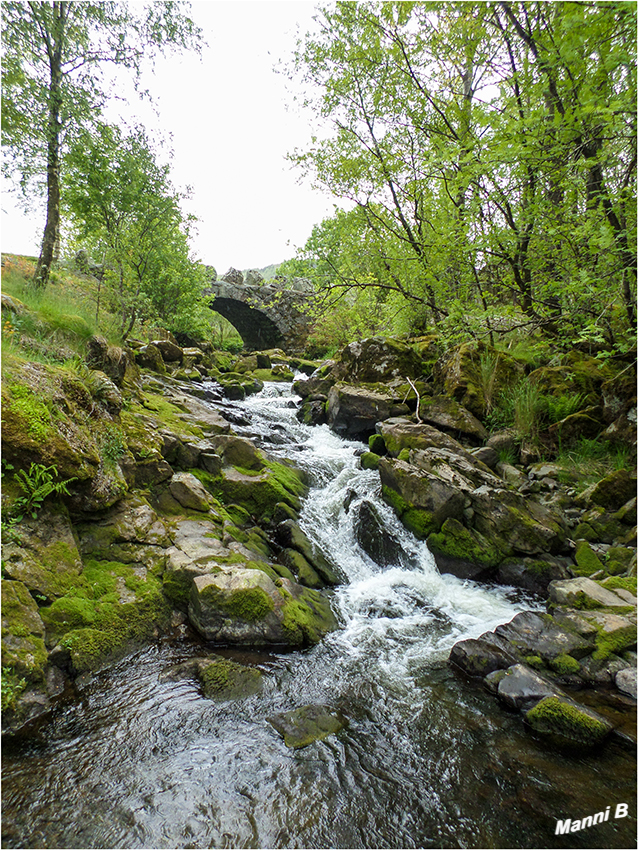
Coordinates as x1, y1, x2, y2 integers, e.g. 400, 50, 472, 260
11, 463, 77, 521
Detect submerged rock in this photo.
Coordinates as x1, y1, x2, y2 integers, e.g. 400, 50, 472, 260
162, 655, 263, 701
268, 704, 347, 748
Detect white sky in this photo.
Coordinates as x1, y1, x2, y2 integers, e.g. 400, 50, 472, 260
1, 0, 338, 273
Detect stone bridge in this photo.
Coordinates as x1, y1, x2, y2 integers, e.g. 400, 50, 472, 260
203, 275, 315, 354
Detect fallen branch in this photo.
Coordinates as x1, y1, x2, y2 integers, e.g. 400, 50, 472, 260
406, 376, 422, 424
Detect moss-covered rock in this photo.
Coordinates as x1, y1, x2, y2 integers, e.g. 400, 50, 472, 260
1, 502, 84, 601
433, 342, 524, 418
42, 559, 171, 673
427, 518, 502, 575
360, 451, 380, 470
524, 695, 613, 748
215, 459, 307, 521
268, 704, 347, 749
577, 468, 637, 512
188, 568, 336, 647
198, 656, 263, 700
332, 337, 424, 383
573, 540, 605, 577
326, 383, 410, 438
1, 580, 48, 684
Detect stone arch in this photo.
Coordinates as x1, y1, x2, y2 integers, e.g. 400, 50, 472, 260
210, 297, 285, 351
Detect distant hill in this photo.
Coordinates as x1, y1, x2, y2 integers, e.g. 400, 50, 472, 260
243, 262, 283, 280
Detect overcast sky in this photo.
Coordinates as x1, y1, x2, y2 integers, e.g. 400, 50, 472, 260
1, 1, 339, 273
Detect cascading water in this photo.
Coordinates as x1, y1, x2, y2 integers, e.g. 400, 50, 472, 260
2, 382, 635, 850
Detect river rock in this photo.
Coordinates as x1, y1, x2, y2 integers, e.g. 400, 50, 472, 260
449, 633, 518, 676
268, 704, 347, 748
188, 569, 337, 647
496, 663, 562, 711
417, 396, 488, 444
496, 555, 572, 595
326, 384, 410, 438
352, 500, 412, 568
524, 695, 613, 748
615, 667, 637, 699
548, 576, 632, 609
169, 472, 212, 512
162, 655, 263, 700
332, 337, 424, 383
275, 520, 342, 585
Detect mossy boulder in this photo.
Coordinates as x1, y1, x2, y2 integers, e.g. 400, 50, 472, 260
1, 502, 84, 602
548, 576, 632, 610
433, 342, 524, 418
360, 451, 380, 470
188, 568, 336, 647
529, 353, 612, 408
1, 580, 48, 684
332, 337, 424, 383
378, 457, 466, 539
417, 396, 488, 444
197, 656, 263, 700
524, 695, 613, 748
573, 540, 605, 577
427, 518, 502, 578
576, 468, 637, 512
216, 459, 307, 522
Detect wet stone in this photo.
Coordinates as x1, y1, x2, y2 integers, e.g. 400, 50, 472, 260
268, 704, 347, 749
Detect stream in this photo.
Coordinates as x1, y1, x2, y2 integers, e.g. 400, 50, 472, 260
2, 381, 636, 849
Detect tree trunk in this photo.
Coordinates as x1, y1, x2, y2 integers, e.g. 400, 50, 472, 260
34, 2, 66, 290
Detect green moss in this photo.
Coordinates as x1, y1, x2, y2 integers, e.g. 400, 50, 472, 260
549, 654, 581, 675
360, 452, 380, 470
601, 575, 637, 594
202, 584, 275, 622
162, 570, 192, 607
368, 434, 386, 455
402, 508, 438, 539
398, 448, 411, 462
6, 390, 53, 442
592, 624, 637, 663
573, 541, 604, 577
43, 559, 171, 673
525, 696, 610, 747
281, 590, 336, 646
427, 518, 501, 568
524, 655, 544, 669
198, 657, 263, 699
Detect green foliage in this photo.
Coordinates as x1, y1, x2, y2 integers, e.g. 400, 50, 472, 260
9, 463, 77, 522
288, 1, 636, 341
2, 1, 203, 288
1, 667, 27, 713
64, 123, 204, 340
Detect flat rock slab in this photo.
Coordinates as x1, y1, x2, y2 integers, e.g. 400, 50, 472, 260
549, 577, 632, 609
268, 704, 347, 748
